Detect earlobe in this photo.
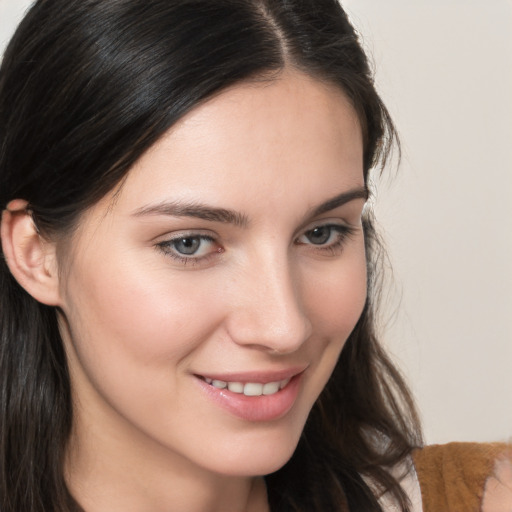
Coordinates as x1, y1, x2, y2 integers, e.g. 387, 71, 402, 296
1, 199, 61, 306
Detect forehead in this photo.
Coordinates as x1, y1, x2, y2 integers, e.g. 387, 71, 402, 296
102, 70, 364, 218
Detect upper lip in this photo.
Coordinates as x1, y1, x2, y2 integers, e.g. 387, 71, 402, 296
194, 366, 308, 384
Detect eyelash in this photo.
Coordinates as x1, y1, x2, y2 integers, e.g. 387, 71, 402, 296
156, 234, 220, 265
295, 224, 357, 255
156, 224, 357, 265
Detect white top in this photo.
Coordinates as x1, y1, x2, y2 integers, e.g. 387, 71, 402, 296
378, 466, 423, 512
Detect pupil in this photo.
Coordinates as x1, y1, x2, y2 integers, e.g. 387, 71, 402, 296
309, 227, 330, 244
175, 237, 200, 255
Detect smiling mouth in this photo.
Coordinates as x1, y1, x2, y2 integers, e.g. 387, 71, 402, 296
196, 371, 304, 421
199, 376, 291, 397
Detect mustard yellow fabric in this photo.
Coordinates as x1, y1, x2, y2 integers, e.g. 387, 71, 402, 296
412, 442, 510, 512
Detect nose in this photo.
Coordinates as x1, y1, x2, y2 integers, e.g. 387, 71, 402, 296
225, 251, 312, 354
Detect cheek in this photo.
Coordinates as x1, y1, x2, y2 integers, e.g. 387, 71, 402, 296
297, 241, 367, 401
304, 244, 367, 338
61, 248, 226, 370
58, 250, 232, 442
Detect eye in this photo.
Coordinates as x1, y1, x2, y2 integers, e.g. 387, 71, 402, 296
156, 233, 221, 263
302, 226, 334, 245
297, 224, 351, 245
172, 236, 204, 255
295, 224, 356, 254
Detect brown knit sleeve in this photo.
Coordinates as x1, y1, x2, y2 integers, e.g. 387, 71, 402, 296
412, 442, 509, 512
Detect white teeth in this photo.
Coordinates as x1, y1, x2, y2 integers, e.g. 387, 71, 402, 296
243, 383, 263, 396
204, 377, 291, 396
262, 381, 280, 395
227, 382, 244, 393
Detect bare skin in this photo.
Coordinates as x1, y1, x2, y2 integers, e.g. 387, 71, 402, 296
482, 453, 512, 512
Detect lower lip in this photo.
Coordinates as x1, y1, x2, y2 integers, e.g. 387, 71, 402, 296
196, 374, 303, 422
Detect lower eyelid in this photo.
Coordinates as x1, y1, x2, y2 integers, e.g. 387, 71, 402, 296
317, 229, 355, 251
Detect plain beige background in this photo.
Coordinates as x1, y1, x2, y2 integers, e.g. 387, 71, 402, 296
1, 0, 511, 444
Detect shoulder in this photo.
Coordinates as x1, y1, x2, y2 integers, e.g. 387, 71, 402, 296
481, 447, 512, 512
412, 442, 512, 512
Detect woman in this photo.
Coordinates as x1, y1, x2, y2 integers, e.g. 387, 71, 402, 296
0, 1, 508, 511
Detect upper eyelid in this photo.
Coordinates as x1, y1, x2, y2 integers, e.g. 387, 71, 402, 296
304, 220, 353, 229
297, 223, 356, 241
153, 218, 358, 246
155, 220, 354, 238
157, 233, 216, 249
153, 228, 216, 243
297, 218, 357, 237
155, 229, 214, 244
167, 231, 214, 240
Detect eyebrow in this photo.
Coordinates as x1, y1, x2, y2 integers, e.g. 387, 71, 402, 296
131, 186, 368, 227
309, 186, 368, 217
132, 201, 250, 227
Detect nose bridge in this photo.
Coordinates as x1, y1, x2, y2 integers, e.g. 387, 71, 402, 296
228, 245, 312, 353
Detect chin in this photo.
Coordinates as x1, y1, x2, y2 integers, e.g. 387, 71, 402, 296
199, 423, 304, 478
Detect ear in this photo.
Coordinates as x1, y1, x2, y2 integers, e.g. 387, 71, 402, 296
1, 199, 61, 306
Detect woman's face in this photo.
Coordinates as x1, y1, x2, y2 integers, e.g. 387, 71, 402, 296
57, 71, 367, 478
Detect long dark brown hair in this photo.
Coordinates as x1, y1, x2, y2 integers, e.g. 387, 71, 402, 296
0, 1, 422, 510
